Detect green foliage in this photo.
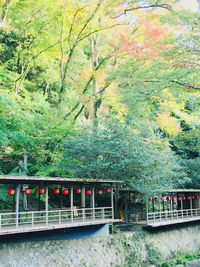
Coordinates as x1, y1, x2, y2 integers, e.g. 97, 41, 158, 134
146, 243, 162, 264
61, 122, 182, 194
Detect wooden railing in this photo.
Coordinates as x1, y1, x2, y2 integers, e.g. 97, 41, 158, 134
147, 208, 200, 225
0, 207, 113, 231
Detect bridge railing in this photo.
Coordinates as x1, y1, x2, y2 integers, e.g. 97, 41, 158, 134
0, 207, 113, 231
147, 208, 200, 225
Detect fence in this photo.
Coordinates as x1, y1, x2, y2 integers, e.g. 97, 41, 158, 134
147, 208, 200, 225
0, 207, 113, 231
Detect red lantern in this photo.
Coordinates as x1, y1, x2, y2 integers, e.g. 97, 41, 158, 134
62, 189, 68, 195
86, 190, 91, 195
132, 196, 136, 200
172, 196, 175, 201
76, 189, 81, 194
105, 188, 110, 194
186, 196, 190, 200
192, 196, 195, 200
8, 189, 15, 196
54, 188, 60, 195
25, 188, 31, 195
148, 197, 152, 201
166, 197, 170, 201
182, 196, 185, 200
196, 196, 199, 200
38, 188, 44, 194
154, 198, 158, 202
177, 197, 181, 201
97, 190, 102, 195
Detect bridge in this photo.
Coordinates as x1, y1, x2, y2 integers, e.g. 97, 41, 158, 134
0, 176, 122, 241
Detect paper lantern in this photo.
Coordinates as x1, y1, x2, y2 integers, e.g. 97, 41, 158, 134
166, 197, 170, 201
154, 198, 158, 202
25, 188, 31, 195
54, 188, 60, 195
172, 196, 175, 201
8, 189, 15, 196
86, 190, 91, 195
192, 196, 195, 200
182, 196, 185, 200
105, 188, 110, 194
38, 188, 44, 194
196, 196, 199, 200
97, 190, 102, 195
132, 196, 136, 200
62, 189, 68, 195
76, 189, 81, 194
148, 197, 152, 201
177, 197, 181, 201
186, 196, 190, 200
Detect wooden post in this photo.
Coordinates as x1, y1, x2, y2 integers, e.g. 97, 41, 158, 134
190, 196, 193, 217
81, 186, 85, 208
92, 186, 95, 219
38, 186, 41, 211
16, 184, 20, 228
181, 197, 183, 218
70, 186, 73, 222
60, 185, 63, 209
111, 185, 114, 219
45, 186, 48, 225
159, 199, 161, 222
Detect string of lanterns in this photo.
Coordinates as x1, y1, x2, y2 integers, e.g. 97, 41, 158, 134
131, 196, 200, 201
8, 188, 111, 196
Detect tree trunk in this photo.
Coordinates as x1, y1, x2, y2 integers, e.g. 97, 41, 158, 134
0, 0, 11, 26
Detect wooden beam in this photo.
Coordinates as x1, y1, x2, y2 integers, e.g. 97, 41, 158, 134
15, 184, 20, 228
45, 186, 48, 225
81, 186, 85, 208
111, 185, 114, 219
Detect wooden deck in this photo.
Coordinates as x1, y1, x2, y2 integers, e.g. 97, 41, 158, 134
0, 219, 120, 236
147, 208, 200, 228
0, 207, 120, 236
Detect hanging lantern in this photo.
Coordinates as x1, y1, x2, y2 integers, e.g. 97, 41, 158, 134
54, 188, 60, 195
76, 188, 81, 194
132, 196, 136, 200
166, 196, 170, 201
172, 196, 175, 201
8, 189, 15, 196
154, 198, 158, 202
177, 197, 181, 201
182, 196, 185, 200
148, 197, 152, 201
24, 188, 31, 195
105, 188, 110, 194
192, 196, 195, 200
97, 190, 102, 195
186, 196, 190, 200
196, 196, 199, 200
38, 188, 44, 194
86, 190, 91, 195
62, 189, 68, 195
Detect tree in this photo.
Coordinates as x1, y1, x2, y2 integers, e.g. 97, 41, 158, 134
61, 122, 183, 194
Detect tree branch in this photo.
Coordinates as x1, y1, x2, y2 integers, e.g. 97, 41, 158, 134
114, 4, 172, 19
171, 80, 200, 90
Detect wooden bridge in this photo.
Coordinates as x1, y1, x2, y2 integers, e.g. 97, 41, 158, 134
0, 176, 122, 239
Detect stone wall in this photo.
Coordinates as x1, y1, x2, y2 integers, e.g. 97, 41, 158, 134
1, 224, 200, 267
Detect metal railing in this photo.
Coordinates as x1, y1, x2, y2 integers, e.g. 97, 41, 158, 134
0, 207, 113, 231
147, 208, 200, 225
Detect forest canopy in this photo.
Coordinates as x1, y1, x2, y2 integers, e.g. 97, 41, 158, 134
0, 0, 200, 196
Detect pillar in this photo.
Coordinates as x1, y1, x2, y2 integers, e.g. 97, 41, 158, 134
81, 186, 85, 208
